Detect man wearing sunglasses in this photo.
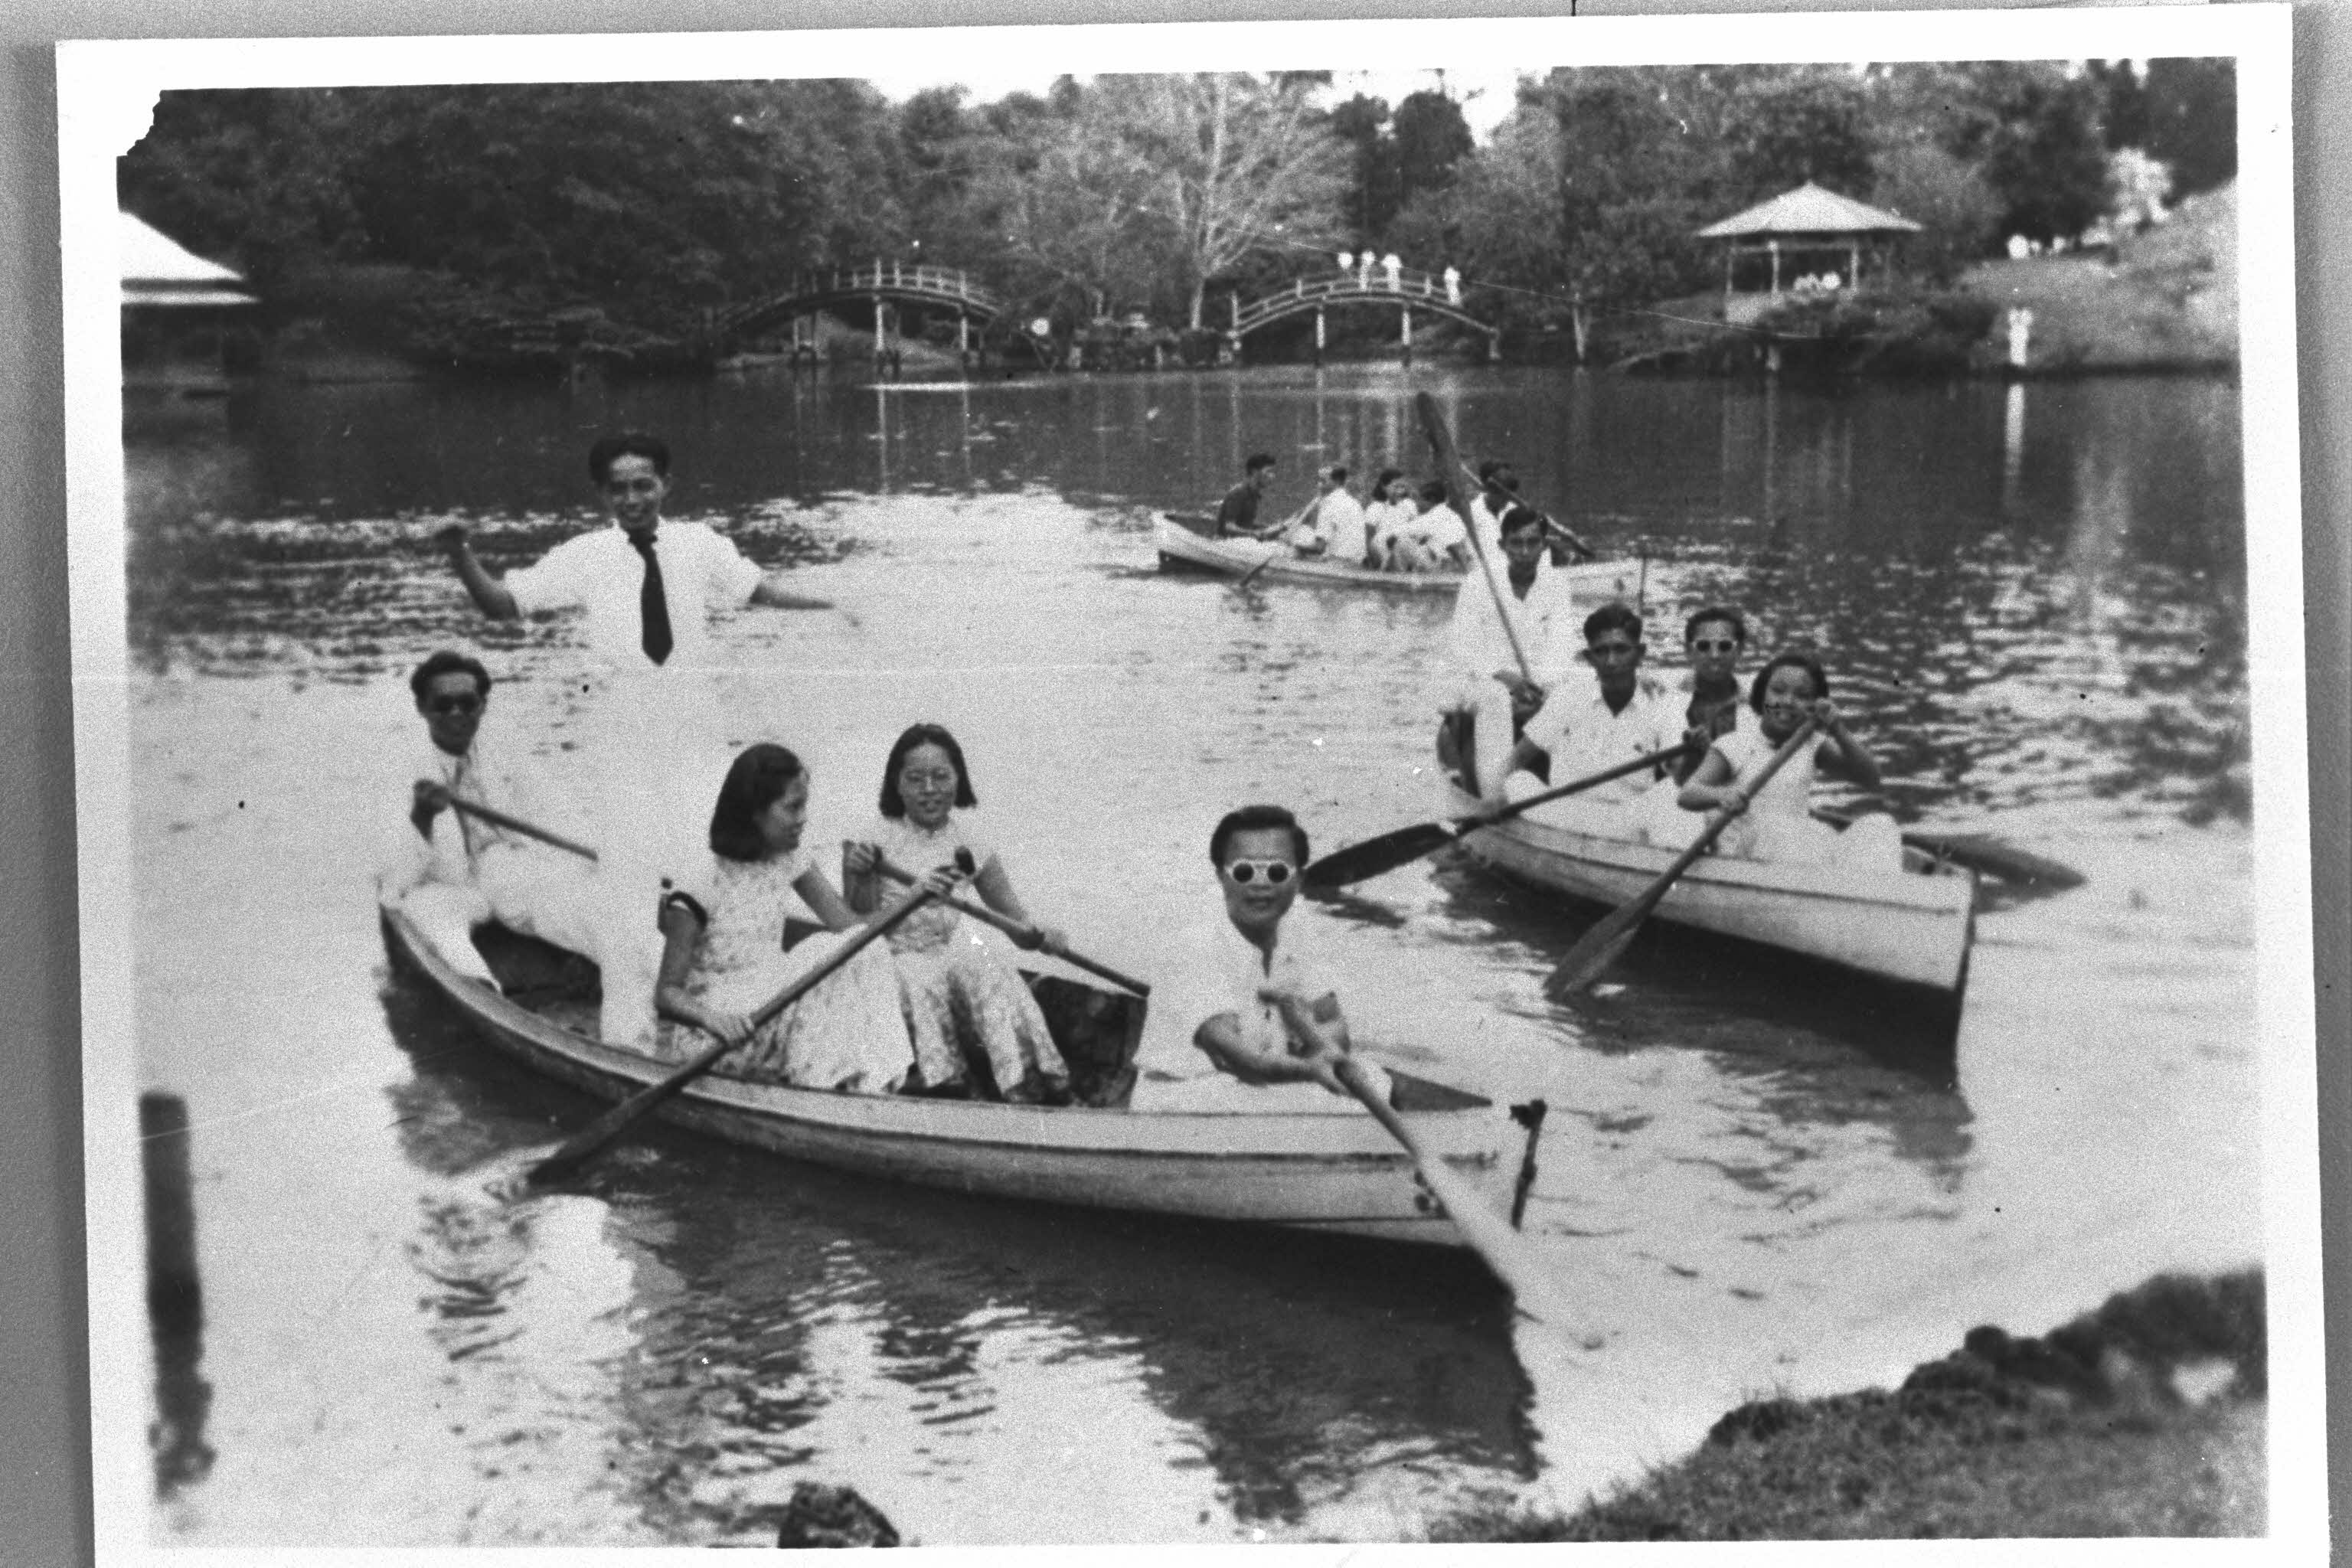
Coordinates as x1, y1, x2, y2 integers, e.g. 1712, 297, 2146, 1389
1629, 605, 1753, 849
1128, 805, 1392, 1112
378, 650, 660, 1050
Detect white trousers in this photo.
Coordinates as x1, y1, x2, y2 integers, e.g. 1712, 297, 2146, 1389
396, 848, 666, 1051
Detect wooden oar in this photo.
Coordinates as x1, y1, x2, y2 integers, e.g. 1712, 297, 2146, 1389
439, 792, 599, 862
1330, 1057, 1573, 1325
527, 883, 941, 1184
1811, 806, 2086, 889
871, 855, 1152, 996
1543, 718, 1819, 999
1419, 391, 1534, 686
1304, 740, 1700, 891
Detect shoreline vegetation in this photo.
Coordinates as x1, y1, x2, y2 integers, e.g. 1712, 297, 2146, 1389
1436, 1268, 2264, 1542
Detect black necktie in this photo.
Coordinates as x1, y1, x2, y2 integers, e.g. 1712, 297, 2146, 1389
629, 531, 673, 666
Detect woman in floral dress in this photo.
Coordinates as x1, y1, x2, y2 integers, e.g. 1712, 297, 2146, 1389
841, 724, 1072, 1103
655, 743, 955, 1093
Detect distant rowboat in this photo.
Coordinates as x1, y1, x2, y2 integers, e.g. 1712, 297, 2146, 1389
382, 905, 1530, 1250
1158, 513, 1642, 600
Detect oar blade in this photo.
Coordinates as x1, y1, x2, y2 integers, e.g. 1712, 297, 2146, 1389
1541, 903, 1647, 1001
1303, 823, 1458, 889
1911, 832, 2086, 889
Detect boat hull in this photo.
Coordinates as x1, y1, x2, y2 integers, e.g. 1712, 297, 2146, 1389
1157, 514, 1643, 600
1442, 779, 1976, 995
382, 907, 1519, 1249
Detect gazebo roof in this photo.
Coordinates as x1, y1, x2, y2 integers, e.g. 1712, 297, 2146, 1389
120, 211, 256, 306
1696, 182, 1922, 240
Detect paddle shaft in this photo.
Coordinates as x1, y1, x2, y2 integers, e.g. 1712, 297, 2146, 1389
1418, 391, 1534, 687
1472, 740, 1699, 830
440, 793, 599, 862
1545, 718, 1819, 998
1331, 1057, 1566, 1321
1449, 456, 1596, 562
529, 884, 940, 1184
870, 855, 1152, 996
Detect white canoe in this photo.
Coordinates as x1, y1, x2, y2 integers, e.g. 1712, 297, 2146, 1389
381, 906, 1528, 1250
1441, 774, 1978, 998
1157, 514, 1645, 601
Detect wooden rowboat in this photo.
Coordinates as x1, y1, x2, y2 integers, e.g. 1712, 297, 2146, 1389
1439, 759, 1976, 1001
1158, 514, 1644, 601
381, 905, 1530, 1250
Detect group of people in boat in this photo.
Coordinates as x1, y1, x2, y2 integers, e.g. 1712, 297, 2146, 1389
1442, 494, 1903, 874
1216, 452, 1594, 576
384, 431, 1385, 1114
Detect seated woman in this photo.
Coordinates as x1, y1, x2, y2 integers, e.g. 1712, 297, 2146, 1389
1386, 479, 1469, 573
1361, 469, 1416, 568
1676, 651, 1905, 873
842, 724, 1073, 1104
655, 743, 951, 1093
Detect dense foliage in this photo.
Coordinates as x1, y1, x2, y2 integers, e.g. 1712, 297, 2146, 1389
117, 60, 2236, 366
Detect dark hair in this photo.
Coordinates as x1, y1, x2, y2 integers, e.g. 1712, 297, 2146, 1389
1209, 805, 1309, 869
588, 432, 671, 483
1583, 601, 1644, 643
410, 649, 492, 704
709, 743, 807, 861
1418, 479, 1448, 506
1476, 458, 1504, 484
1685, 605, 1749, 646
1749, 651, 1830, 713
1324, 465, 1349, 485
1245, 452, 1277, 475
1498, 503, 1546, 539
878, 724, 978, 818
1374, 467, 1403, 494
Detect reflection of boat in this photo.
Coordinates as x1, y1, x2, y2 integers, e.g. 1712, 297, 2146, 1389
1436, 737, 1975, 1007
381, 906, 1524, 1250
1158, 514, 1642, 599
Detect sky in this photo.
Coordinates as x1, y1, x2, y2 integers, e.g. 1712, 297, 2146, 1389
863, 68, 1529, 143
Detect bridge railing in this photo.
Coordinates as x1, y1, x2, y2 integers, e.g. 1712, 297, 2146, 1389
1231, 266, 1475, 332
714, 262, 1005, 333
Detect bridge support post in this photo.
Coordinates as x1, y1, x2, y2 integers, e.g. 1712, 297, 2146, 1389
1486, 328, 1501, 364
1313, 306, 1325, 368
957, 311, 969, 368
1400, 304, 1413, 367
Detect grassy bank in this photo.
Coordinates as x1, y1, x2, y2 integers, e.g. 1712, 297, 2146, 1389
1438, 1269, 2265, 1541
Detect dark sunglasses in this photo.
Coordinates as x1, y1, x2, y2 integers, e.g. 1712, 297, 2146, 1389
428, 694, 483, 715
1691, 639, 1740, 653
1222, 858, 1295, 886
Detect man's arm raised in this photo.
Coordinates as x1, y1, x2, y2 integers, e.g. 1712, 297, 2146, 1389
434, 524, 519, 620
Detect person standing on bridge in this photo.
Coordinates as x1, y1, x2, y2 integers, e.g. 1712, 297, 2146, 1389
433, 431, 845, 1046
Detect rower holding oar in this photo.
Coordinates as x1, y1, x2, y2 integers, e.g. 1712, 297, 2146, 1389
1477, 602, 1685, 838
377, 650, 659, 1048
1443, 503, 1587, 805
1677, 651, 1903, 874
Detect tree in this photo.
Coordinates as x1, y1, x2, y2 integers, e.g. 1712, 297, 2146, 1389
1390, 90, 1475, 211
1870, 142, 2003, 282
1722, 66, 1875, 204
2142, 58, 2236, 198
1324, 93, 1400, 244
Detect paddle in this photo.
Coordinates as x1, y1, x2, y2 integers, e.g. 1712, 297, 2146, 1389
527, 880, 943, 1184
1542, 718, 1819, 1000
1304, 740, 1701, 890
1329, 1056, 1575, 1325
438, 792, 599, 862
1810, 806, 2086, 889
1419, 392, 1535, 690
870, 854, 1152, 996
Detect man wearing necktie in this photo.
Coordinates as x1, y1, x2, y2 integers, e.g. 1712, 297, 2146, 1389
433, 433, 844, 1049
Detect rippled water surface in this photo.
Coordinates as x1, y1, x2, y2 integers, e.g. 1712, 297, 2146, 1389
127, 364, 2258, 1545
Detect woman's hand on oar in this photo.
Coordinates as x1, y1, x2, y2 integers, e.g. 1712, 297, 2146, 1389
1328, 1056, 1577, 1328
1543, 719, 1818, 1000
871, 854, 1152, 997
525, 880, 942, 1186
436, 792, 600, 862
1304, 740, 1700, 892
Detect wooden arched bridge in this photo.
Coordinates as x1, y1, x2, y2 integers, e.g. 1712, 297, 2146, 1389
713, 262, 1008, 363
1229, 265, 1499, 363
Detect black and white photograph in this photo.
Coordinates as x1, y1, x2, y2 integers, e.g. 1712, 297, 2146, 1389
59, 10, 2320, 1557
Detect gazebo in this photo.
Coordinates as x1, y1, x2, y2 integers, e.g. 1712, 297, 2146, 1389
1696, 182, 1921, 326
120, 211, 256, 394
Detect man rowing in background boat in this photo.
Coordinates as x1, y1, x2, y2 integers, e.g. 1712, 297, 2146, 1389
1472, 457, 1596, 568
1289, 465, 1370, 567
1216, 452, 1282, 539
377, 651, 661, 1047
1444, 504, 1586, 802
1129, 805, 1392, 1111
1475, 603, 1682, 836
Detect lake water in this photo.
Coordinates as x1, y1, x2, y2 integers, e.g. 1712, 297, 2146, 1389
123, 363, 2259, 1546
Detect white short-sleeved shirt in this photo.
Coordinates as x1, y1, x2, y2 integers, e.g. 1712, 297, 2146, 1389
1364, 498, 1417, 545
1134, 915, 1341, 1085
505, 520, 766, 675
1399, 503, 1468, 554
1305, 488, 1369, 564
1446, 560, 1582, 699
1524, 672, 1683, 805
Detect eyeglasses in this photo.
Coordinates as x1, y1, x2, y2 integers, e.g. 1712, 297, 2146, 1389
428, 695, 483, 715
1223, 858, 1295, 886
1691, 640, 1740, 653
